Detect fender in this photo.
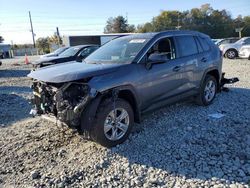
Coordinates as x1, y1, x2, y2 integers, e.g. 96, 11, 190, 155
81, 84, 141, 135
200, 67, 221, 90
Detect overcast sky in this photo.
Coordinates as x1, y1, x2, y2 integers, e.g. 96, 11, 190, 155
0, 0, 249, 44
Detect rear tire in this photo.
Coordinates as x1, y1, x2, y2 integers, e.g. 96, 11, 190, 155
90, 98, 134, 147
196, 75, 217, 106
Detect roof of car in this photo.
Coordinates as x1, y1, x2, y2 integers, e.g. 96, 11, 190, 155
121, 30, 209, 40
71, 44, 99, 48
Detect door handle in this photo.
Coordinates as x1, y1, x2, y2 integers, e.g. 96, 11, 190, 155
201, 57, 207, 62
173, 66, 181, 72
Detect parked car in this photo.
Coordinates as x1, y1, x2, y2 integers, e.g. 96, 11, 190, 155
40, 46, 69, 58
239, 45, 250, 60
215, 37, 239, 47
32, 45, 99, 68
28, 30, 236, 147
220, 37, 250, 59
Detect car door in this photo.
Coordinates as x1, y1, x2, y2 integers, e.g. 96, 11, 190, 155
137, 37, 192, 110
195, 36, 215, 85
174, 35, 201, 91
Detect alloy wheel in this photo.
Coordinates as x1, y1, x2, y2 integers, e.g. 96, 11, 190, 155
104, 108, 129, 141
204, 80, 216, 102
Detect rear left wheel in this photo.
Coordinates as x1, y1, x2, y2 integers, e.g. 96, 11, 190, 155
196, 75, 217, 106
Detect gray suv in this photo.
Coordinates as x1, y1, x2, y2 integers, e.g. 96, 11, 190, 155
28, 30, 223, 147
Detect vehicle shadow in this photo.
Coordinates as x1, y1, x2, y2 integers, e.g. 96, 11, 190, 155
111, 87, 250, 185
0, 86, 32, 126
0, 69, 30, 78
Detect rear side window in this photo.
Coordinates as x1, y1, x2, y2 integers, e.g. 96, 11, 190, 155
194, 37, 203, 53
198, 37, 210, 51
175, 36, 198, 57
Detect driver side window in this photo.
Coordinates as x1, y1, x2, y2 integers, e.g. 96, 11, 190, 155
147, 37, 176, 61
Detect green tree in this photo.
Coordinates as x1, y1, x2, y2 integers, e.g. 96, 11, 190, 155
136, 4, 250, 39
104, 16, 135, 33
153, 11, 183, 31
36, 37, 50, 53
0, 36, 4, 43
137, 22, 154, 33
242, 16, 250, 37
49, 33, 62, 45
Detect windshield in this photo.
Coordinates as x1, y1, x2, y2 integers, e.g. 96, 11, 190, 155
54, 47, 68, 54
59, 47, 80, 57
85, 37, 149, 64
235, 38, 246, 44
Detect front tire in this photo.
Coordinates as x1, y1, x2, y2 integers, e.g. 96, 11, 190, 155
196, 75, 217, 106
226, 49, 237, 59
90, 98, 134, 147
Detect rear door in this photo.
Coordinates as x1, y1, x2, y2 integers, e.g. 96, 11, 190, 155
174, 35, 200, 91
195, 36, 215, 86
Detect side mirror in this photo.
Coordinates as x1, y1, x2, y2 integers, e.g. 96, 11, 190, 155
148, 53, 166, 64
145, 53, 166, 69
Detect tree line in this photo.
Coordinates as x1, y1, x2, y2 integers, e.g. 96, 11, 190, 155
104, 4, 250, 38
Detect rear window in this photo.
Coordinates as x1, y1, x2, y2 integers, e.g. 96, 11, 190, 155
198, 37, 210, 51
175, 35, 198, 57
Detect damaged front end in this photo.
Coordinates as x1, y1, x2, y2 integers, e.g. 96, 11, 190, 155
30, 81, 96, 127
220, 72, 239, 92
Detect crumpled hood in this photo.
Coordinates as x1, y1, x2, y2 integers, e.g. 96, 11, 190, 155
32, 56, 62, 65
28, 62, 123, 83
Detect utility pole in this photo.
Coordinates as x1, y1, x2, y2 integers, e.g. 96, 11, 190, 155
29, 11, 36, 48
235, 28, 243, 38
176, 14, 181, 30
56, 27, 61, 45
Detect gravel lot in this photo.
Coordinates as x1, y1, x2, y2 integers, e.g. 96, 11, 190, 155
0, 56, 250, 188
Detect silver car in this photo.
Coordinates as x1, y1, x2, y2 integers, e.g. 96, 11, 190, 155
239, 45, 250, 60
220, 37, 250, 59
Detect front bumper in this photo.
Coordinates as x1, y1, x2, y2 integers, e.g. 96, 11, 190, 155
239, 52, 250, 59
30, 81, 95, 127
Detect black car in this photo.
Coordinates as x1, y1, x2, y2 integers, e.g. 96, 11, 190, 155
40, 46, 70, 58
28, 30, 238, 147
32, 45, 99, 68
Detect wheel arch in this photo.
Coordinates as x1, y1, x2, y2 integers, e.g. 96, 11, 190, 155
225, 48, 238, 56
117, 89, 141, 123
201, 69, 221, 91
81, 85, 141, 133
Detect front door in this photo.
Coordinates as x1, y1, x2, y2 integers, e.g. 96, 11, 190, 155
137, 37, 193, 110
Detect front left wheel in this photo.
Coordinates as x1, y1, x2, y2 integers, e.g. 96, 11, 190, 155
90, 98, 134, 147
225, 49, 237, 59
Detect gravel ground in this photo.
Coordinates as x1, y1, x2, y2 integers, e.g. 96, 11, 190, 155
0, 57, 250, 188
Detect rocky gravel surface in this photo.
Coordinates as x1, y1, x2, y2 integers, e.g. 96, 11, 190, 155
0, 57, 250, 188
